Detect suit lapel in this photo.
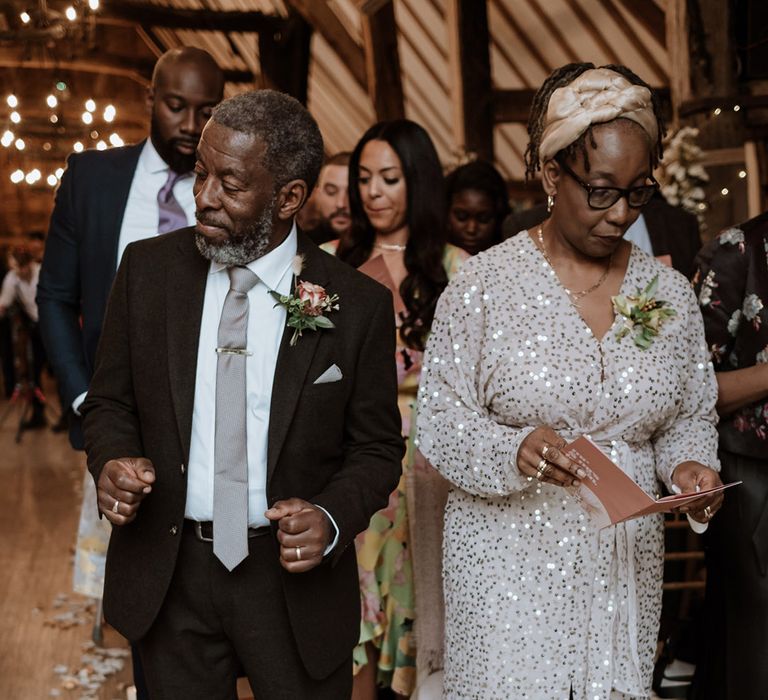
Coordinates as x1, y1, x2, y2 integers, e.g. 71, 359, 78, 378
267, 235, 329, 483
99, 141, 146, 272
166, 229, 209, 461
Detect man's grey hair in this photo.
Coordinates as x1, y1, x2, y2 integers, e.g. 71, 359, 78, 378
211, 90, 324, 192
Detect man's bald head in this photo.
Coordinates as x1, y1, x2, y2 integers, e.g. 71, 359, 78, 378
152, 47, 224, 96
148, 47, 225, 173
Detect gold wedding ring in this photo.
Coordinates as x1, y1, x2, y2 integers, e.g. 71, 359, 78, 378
112, 499, 120, 514
536, 458, 550, 480
295, 546, 302, 561
542, 444, 552, 460
704, 506, 713, 520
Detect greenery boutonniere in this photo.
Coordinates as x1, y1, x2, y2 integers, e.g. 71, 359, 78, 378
612, 274, 676, 350
270, 255, 340, 347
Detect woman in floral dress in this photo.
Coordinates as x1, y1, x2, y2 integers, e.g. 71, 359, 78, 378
322, 119, 466, 698
692, 213, 768, 700
417, 63, 724, 699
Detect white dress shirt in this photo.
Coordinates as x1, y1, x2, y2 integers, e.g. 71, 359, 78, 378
184, 224, 338, 550
116, 139, 196, 267
0, 262, 40, 322
73, 140, 196, 414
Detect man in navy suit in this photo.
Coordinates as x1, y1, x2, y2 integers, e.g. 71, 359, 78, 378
36, 46, 224, 698
37, 46, 224, 450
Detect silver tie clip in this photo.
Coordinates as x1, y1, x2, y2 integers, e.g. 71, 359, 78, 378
216, 347, 253, 356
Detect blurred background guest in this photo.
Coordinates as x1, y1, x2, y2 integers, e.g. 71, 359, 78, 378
444, 160, 510, 255
418, 62, 723, 700
322, 119, 466, 699
0, 246, 46, 428
692, 212, 768, 700
303, 151, 352, 246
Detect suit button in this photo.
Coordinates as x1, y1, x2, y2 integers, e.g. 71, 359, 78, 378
169, 524, 178, 536
180, 463, 185, 475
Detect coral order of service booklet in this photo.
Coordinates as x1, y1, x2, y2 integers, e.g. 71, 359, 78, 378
563, 436, 739, 528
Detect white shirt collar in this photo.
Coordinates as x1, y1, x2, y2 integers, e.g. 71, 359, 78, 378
209, 221, 298, 292
139, 138, 192, 177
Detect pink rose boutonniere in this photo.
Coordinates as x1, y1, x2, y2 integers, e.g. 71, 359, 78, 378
270, 255, 340, 346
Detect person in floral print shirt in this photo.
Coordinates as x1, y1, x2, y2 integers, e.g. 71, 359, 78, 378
692, 211, 768, 700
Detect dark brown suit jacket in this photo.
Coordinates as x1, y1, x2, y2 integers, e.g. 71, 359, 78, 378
502, 193, 702, 278
82, 228, 403, 679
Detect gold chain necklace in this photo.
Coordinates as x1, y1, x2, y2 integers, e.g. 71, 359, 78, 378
536, 226, 612, 306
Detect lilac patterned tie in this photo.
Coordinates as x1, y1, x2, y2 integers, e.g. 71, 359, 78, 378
157, 170, 189, 234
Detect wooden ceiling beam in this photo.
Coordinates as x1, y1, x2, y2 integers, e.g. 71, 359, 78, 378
361, 1, 404, 121
284, 0, 368, 92
101, 3, 283, 33
0, 52, 252, 86
448, 0, 494, 160
615, 0, 666, 47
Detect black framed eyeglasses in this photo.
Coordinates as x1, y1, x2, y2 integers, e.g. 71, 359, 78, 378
558, 160, 658, 210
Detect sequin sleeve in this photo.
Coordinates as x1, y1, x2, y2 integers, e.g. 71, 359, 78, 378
416, 264, 535, 497
651, 283, 720, 489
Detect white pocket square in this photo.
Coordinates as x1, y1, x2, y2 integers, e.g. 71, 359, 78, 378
313, 364, 343, 384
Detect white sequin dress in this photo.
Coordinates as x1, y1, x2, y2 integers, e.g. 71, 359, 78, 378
416, 232, 720, 700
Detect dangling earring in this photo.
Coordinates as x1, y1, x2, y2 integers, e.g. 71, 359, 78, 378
547, 194, 555, 213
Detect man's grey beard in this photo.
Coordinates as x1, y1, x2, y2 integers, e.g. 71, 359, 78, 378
195, 196, 275, 265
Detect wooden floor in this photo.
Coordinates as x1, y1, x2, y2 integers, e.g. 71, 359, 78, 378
0, 399, 133, 699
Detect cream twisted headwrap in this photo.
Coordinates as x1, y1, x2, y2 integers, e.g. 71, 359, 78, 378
538, 68, 658, 163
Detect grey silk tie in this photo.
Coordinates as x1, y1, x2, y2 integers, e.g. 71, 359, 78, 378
157, 170, 189, 234
213, 265, 259, 571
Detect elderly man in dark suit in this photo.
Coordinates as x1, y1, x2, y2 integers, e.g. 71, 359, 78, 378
503, 191, 701, 278
82, 89, 403, 699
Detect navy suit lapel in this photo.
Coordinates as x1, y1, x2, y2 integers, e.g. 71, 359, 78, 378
267, 235, 329, 483
166, 229, 209, 461
98, 141, 145, 273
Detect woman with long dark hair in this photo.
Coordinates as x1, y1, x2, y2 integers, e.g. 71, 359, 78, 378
322, 119, 467, 698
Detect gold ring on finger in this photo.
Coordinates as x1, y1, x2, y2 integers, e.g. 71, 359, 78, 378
536, 459, 549, 479
295, 546, 302, 561
704, 506, 713, 520
112, 499, 120, 514
542, 444, 552, 460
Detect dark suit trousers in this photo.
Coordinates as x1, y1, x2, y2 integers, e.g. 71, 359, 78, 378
692, 449, 768, 700
137, 522, 352, 700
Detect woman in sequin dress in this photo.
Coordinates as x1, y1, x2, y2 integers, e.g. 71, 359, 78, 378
416, 64, 724, 700
321, 119, 467, 698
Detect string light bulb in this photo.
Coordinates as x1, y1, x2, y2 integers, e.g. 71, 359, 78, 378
88, 0, 99, 9
81, 111, 93, 125
713, 107, 722, 116
19, 11, 30, 23
103, 104, 116, 122
46, 94, 58, 109
739, 170, 747, 179
96, 140, 107, 151
6, 94, 17, 108
47, 174, 58, 187
50, 114, 58, 124
65, 6, 76, 21
109, 133, 124, 147
721, 187, 729, 196
10, 111, 21, 124
1, 131, 13, 147
73, 141, 84, 153
10, 170, 24, 184
55, 168, 64, 179
14, 138, 25, 150
85, 99, 96, 113
733, 105, 741, 112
